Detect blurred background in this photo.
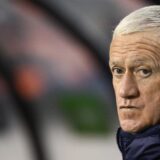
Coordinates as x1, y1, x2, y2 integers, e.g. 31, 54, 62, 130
0, 0, 159, 160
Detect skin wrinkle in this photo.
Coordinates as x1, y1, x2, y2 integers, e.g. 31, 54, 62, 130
112, 32, 160, 46
109, 31, 160, 133
111, 40, 160, 57
110, 36, 160, 69
110, 53, 160, 73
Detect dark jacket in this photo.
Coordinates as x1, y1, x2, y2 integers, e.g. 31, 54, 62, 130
117, 125, 160, 160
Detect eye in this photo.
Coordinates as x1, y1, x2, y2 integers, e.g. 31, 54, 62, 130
112, 67, 124, 75
138, 69, 152, 78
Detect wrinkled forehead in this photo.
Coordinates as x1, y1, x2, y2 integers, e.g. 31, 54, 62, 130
109, 32, 160, 69
109, 32, 160, 57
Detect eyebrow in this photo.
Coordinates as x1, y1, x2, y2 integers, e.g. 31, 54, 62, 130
109, 58, 149, 68
109, 60, 122, 68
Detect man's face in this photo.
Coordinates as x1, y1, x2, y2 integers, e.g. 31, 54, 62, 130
109, 32, 160, 133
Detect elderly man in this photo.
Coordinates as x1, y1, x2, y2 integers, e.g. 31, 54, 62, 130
109, 6, 160, 160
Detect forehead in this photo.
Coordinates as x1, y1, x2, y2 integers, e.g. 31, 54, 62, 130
109, 32, 160, 64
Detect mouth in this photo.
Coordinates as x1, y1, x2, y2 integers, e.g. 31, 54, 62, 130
120, 106, 139, 110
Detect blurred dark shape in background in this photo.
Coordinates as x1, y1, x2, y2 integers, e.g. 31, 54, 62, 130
0, 0, 157, 160
142, 0, 160, 5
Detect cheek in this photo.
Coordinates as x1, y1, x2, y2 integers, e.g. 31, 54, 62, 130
112, 84, 123, 109
112, 80, 119, 95
113, 84, 119, 104
140, 81, 160, 118
141, 80, 160, 103
143, 89, 160, 112
142, 93, 160, 125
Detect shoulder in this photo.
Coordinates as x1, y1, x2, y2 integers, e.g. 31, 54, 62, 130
117, 125, 160, 160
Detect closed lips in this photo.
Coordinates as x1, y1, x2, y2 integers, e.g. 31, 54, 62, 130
120, 106, 139, 109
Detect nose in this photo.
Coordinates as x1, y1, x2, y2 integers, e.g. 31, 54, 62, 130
119, 73, 139, 99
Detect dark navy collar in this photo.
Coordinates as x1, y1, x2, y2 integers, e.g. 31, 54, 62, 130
117, 125, 160, 159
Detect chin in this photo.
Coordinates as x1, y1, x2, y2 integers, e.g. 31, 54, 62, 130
120, 119, 143, 133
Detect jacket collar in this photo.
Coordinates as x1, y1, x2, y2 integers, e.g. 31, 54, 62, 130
117, 125, 160, 154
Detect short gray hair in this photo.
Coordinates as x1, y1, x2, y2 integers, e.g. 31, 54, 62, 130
113, 5, 160, 38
